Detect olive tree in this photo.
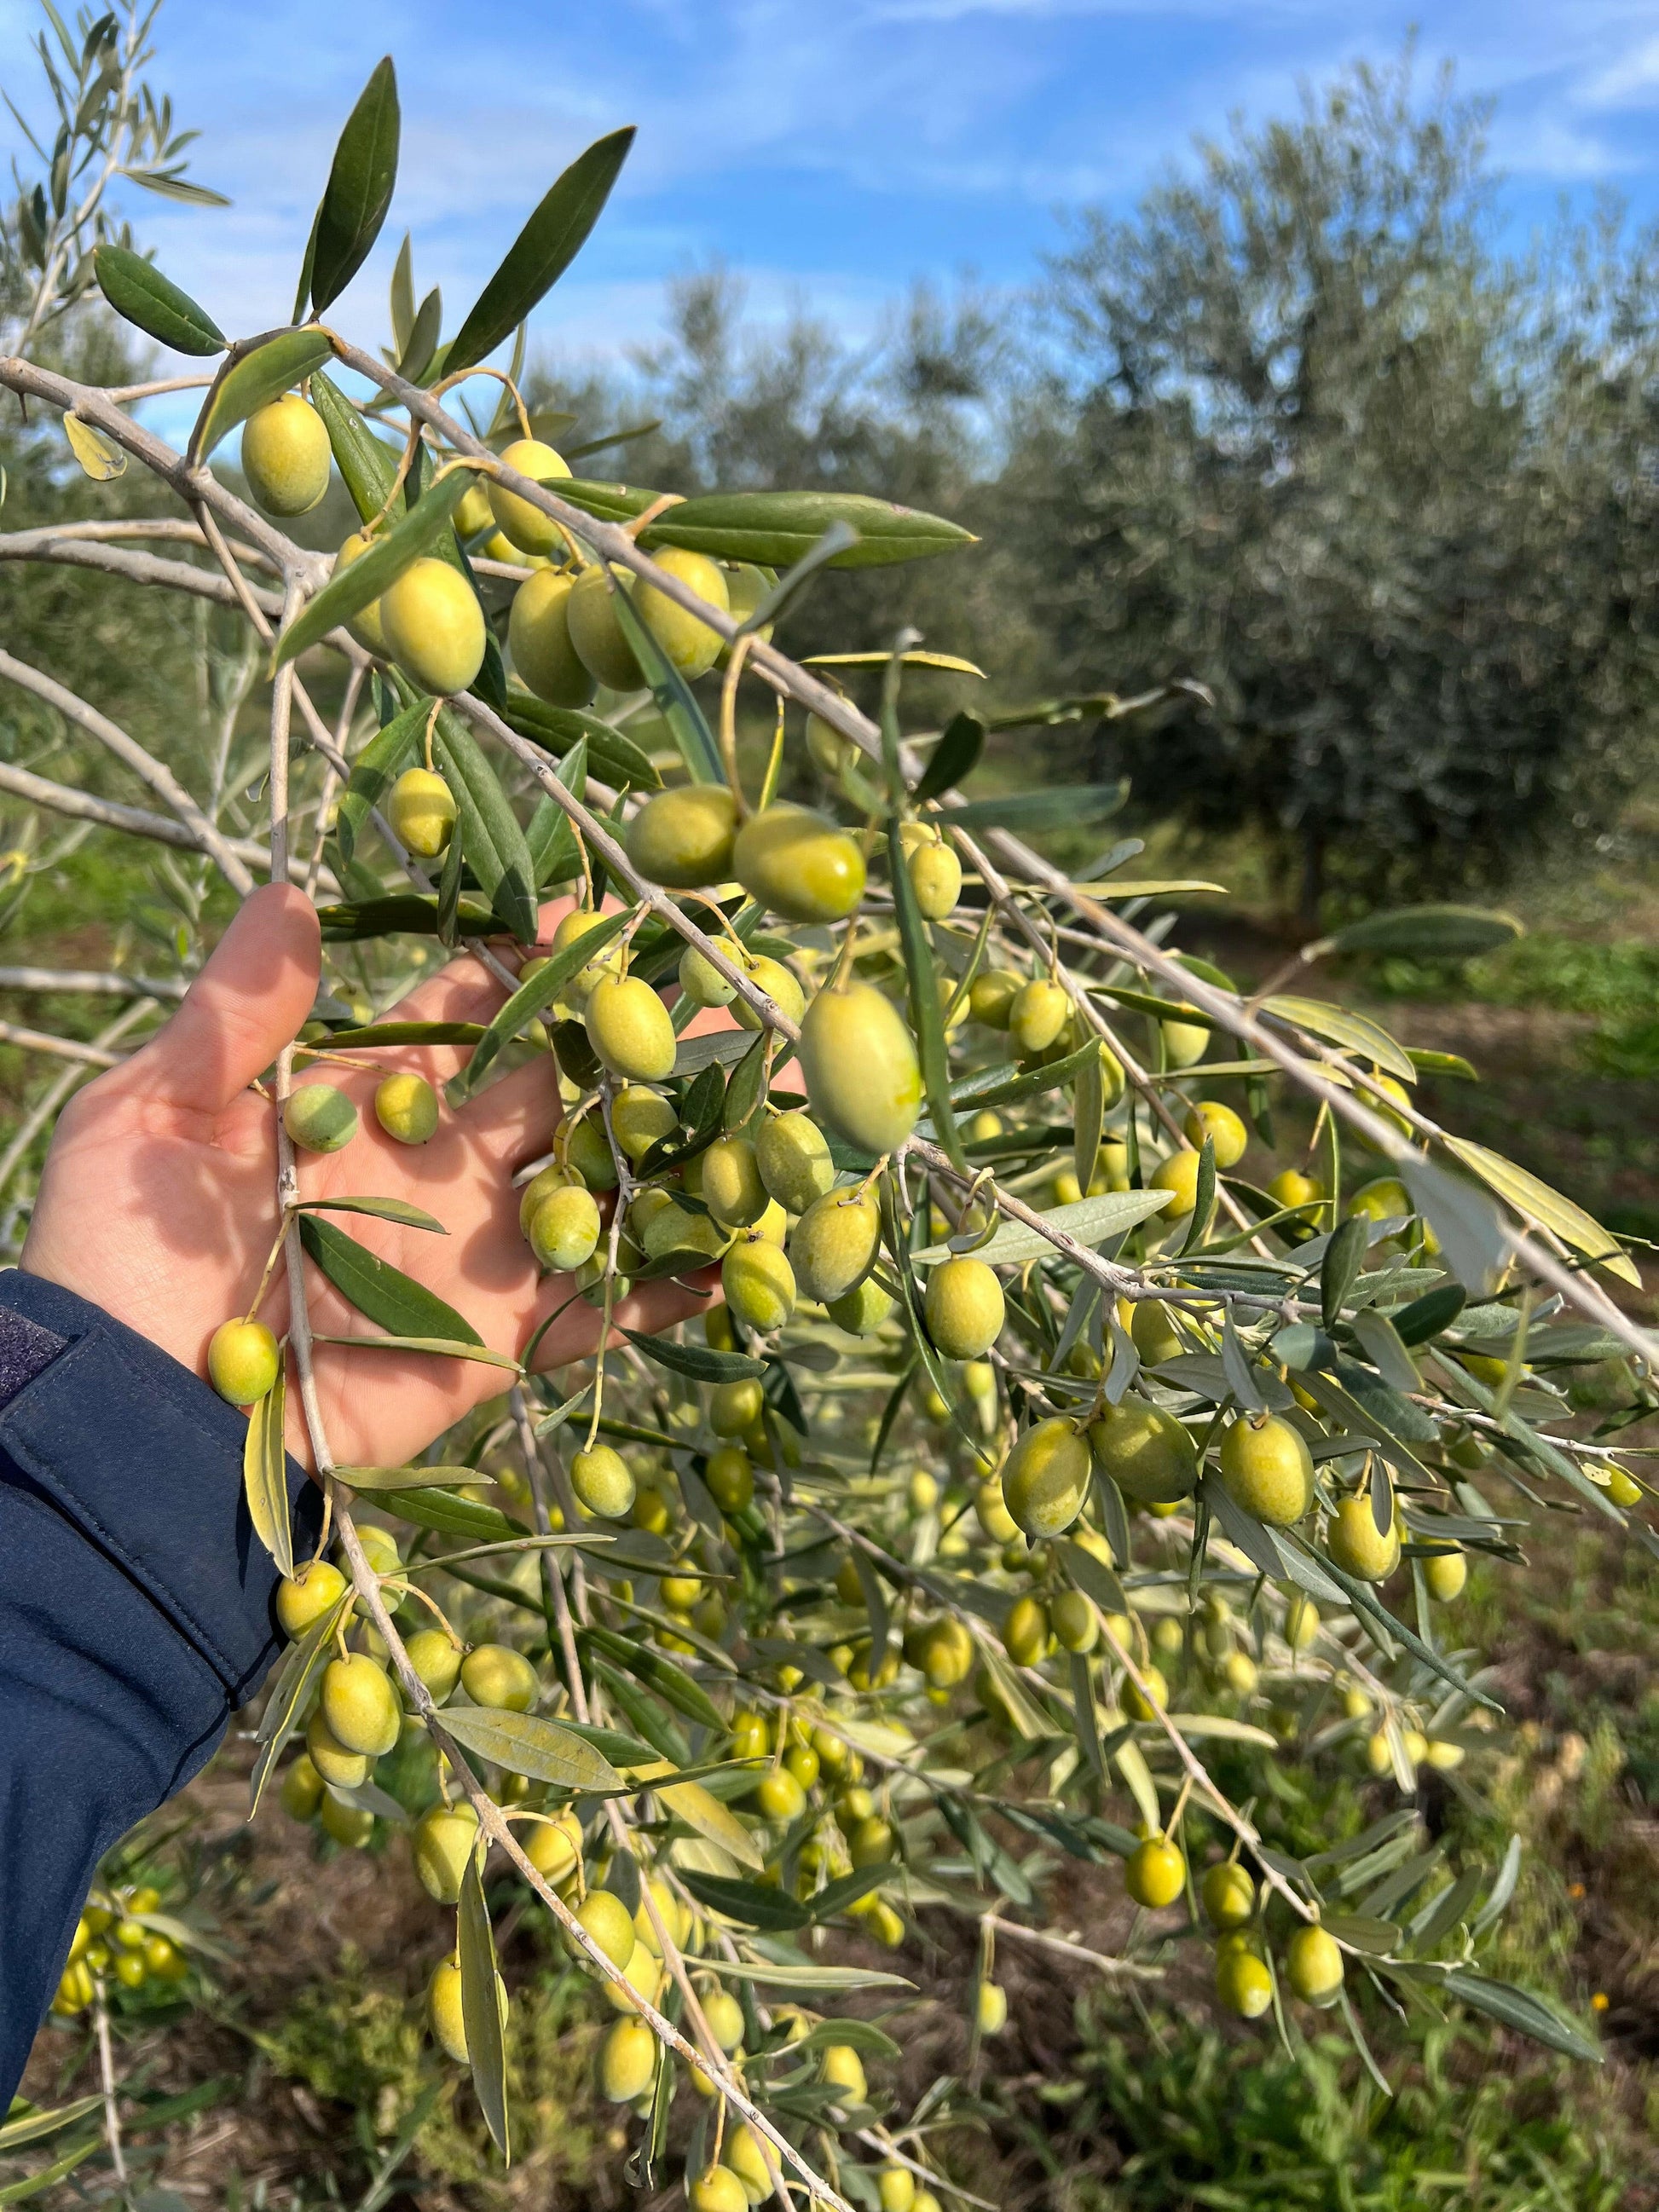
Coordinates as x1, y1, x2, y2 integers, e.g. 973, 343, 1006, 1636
3, 30, 1650, 2208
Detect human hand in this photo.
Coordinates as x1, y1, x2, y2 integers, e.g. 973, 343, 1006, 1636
22, 884, 714, 1469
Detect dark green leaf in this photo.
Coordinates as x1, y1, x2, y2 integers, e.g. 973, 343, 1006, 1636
1321, 1216, 1368, 1331
436, 819, 465, 948
306, 57, 400, 314
888, 815, 967, 1174
446, 127, 635, 374
458, 1853, 510, 2158
190, 325, 333, 461
447, 907, 629, 1106
275, 470, 471, 670
948, 783, 1125, 834
499, 694, 662, 791
377, 1487, 520, 1541
295, 1194, 446, 1233
319, 1020, 487, 1048
737, 522, 854, 633
619, 1329, 764, 1383
92, 243, 223, 355
609, 581, 724, 783
1322, 905, 1523, 962
1435, 1968, 1600, 2063
722, 1031, 770, 1135
243, 1368, 292, 1578
423, 707, 539, 944
915, 711, 985, 803
298, 1213, 483, 1343
677, 1871, 810, 1932
639, 490, 975, 570
310, 367, 403, 524
396, 284, 442, 384
579, 1624, 724, 1731
334, 696, 428, 863
318, 893, 500, 942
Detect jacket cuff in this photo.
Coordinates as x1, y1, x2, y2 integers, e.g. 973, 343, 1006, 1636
0, 1268, 321, 1703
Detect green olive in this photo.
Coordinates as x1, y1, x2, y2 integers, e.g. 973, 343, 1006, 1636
755, 1112, 834, 1214
1184, 1100, 1248, 1168
379, 557, 487, 696
1088, 1398, 1199, 1505
305, 1709, 368, 1789
625, 783, 738, 888
723, 1236, 797, 1333
334, 531, 389, 654
405, 1626, 461, 1704
733, 803, 866, 924
567, 564, 644, 690
508, 568, 595, 706
240, 394, 330, 516
1009, 979, 1069, 1056
1201, 1860, 1256, 1930
704, 1445, 754, 1512
1217, 1414, 1315, 1527
923, 1256, 1005, 1360
679, 944, 737, 1006
320, 1653, 401, 1757
1217, 1946, 1273, 2017
798, 983, 922, 1157
374, 1071, 438, 1145
412, 1803, 480, 1904
1285, 1923, 1344, 2007
279, 1751, 324, 1822
908, 837, 962, 919
828, 1278, 895, 1336
207, 1317, 280, 1406
1003, 1417, 1090, 1539
968, 969, 1020, 1028
702, 1135, 769, 1226
488, 438, 572, 556
1124, 1834, 1186, 1909
1326, 1493, 1401, 1582
731, 952, 806, 1031
571, 1444, 636, 1520
584, 975, 677, 1082
276, 1558, 347, 1639
789, 1187, 881, 1305
283, 1083, 358, 1154
599, 2016, 657, 2103
529, 1184, 603, 1271
634, 546, 730, 679
385, 766, 456, 858
1002, 1594, 1049, 1666
460, 1643, 538, 1712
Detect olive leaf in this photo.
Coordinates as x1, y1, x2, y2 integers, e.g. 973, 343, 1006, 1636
316, 1021, 486, 1049
500, 696, 662, 793
619, 1329, 765, 1383
640, 489, 974, 569
62, 412, 125, 481
913, 1187, 1170, 1268
317, 893, 500, 941
333, 1463, 488, 1490
608, 580, 725, 784
310, 367, 404, 523
298, 1213, 483, 1343
1319, 904, 1523, 962
439, 1704, 623, 1793
243, 1366, 292, 1579
93, 243, 224, 355
304, 56, 401, 315
190, 325, 334, 462
458, 1853, 511, 2160
429, 706, 540, 945
296, 1194, 446, 1233
375, 1487, 521, 1541
445, 127, 636, 374
916, 710, 986, 803
947, 783, 1125, 833
273, 469, 472, 671
1442, 1137, 1639, 1287
675, 1871, 811, 1932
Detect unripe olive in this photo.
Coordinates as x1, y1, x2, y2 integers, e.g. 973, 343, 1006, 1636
386, 766, 457, 858
305, 1709, 369, 1790
1326, 1494, 1401, 1582
704, 1446, 754, 1512
405, 1626, 461, 1704
976, 1979, 1009, 2035
506, 568, 594, 706
634, 546, 731, 679
1217, 1946, 1273, 2018
283, 1083, 358, 1154
320, 1793, 375, 1849
321, 1653, 402, 1758
598, 2014, 656, 2102
1009, 978, 1068, 1056
1130, 1300, 1185, 1366
375, 1071, 438, 1146
241, 393, 331, 516
1151, 1151, 1202, 1220
1607, 1468, 1642, 1509
1284, 1592, 1320, 1650
1089, 1399, 1198, 1506
1286, 1923, 1344, 2007
353, 1522, 402, 1578
564, 563, 642, 689
460, 1642, 538, 1712
733, 802, 866, 925
488, 437, 572, 555
1051, 1589, 1099, 1653
1161, 1018, 1209, 1069
1122, 1664, 1169, 1723
1218, 1414, 1315, 1527
280, 1750, 324, 1821
799, 983, 922, 1158
679, 944, 737, 1007
919, 1615, 974, 1688
1201, 1860, 1255, 1930
757, 1767, 807, 1822
711, 1377, 766, 1435
585, 974, 676, 1083
529, 1185, 603, 1272
568, 1886, 635, 1972
598, 1093, 668, 1172
829, 1278, 894, 1336
1424, 1547, 1467, 1602
1221, 1649, 1259, 1695
974, 1477, 1018, 1543
625, 783, 739, 888
879, 2164, 918, 2212
333, 531, 390, 653
790, 1187, 881, 1305
380, 557, 487, 696
1268, 1167, 1324, 1222
849, 1813, 893, 1866
968, 969, 1020, 1028
822, 2042, 868, 2106
276, 1556, 348, 1638
806, 711, 859, 776
571, 1444, 637, 1519
721, 2124, 773, 2205
524, 1807, 584, 1888
1003, 1417, 1090, 1540
755, 1112, 834, 1214
558, 1112, 617, 1193
689, 2166, 749, 2212
908, 836, 962, 919
1003, 1594, 1049, 1667
731, 1708, 772, 1759
722, 560, 776, 648
1125, 1834, 1186, 1909
1183, 1100, 1248, 1168
723, 1237, 796, 1334
429, 1956, 502, 2063
641, 1199, 728, 1266
413, 1802, 480, 1903
208, 1316, 280, 1406
923, 1256, 1005, 1360
702, 1135, 769, 1226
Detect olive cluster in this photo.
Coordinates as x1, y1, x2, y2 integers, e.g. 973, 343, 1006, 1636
49, 1882, 191, 2017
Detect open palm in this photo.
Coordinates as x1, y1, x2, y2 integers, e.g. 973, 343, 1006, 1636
22, 884, 714, 1470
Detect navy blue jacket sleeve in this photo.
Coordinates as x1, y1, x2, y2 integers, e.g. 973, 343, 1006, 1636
0, 1268, 321, 2107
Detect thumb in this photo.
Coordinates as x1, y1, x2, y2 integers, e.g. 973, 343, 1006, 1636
131, 884, 321, 1115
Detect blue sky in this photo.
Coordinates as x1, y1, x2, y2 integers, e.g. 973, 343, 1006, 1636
8, 0, 1659, 394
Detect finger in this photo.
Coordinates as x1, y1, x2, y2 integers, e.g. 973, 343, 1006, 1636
451, 1048, 563, 1169
377, 890, 590, 1038
127, 885, 321, 1116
